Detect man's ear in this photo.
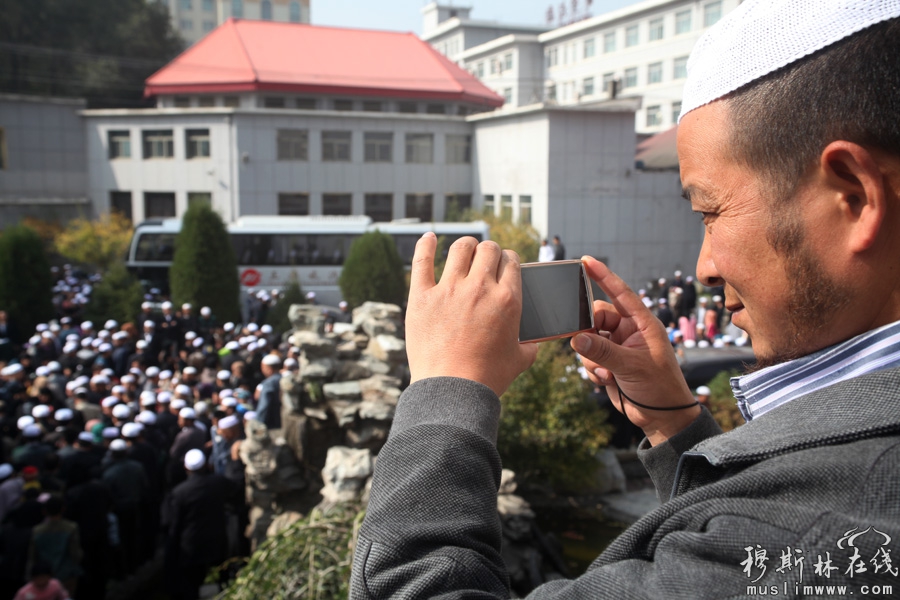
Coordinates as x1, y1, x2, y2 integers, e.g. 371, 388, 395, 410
820, 141, 887, 254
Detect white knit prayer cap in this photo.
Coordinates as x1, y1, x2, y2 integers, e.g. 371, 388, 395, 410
679, 0, 900, 122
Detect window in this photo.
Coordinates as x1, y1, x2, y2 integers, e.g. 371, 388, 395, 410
0, 128, 5, 169
179, 19, 194, 31
365, 194, 393, 222
264, 97, 286, 109
278, 193, 309, 215
484, 194, 495, 214
110, 191, 132, 220
623, 68, 637, 89
504, 53, 513, 70
583, 76, 595, 96
296, 98, 316, 109
323, 194, 352, 216
457, 106, 470, 116
277, 129, 308, 161
546, 84, 556, 101
500, 195, 513, 220
405, 133, 433, 164
198, 96, 215, 107
289, 1, 302, 22
646, 105, 662, 127
333, 99, 353, 111
108, 130, 131, 159
174, 96, 190, 108
202, 21, 215, 32
675, 9, 692, 34
144, 192, 176, 218
186, 129, 210, 158
445, 135, 471, 164
704, 1, 722, 27
445, 194, 471, 220
602, 72, 616, 92
584, 37, 595, 58
674, 56, 688, 80
546, 47, 559, 67
475, 62, 484, 78
202, 0, 214, 11
625, 25, 639, 47
188, 192, 211, 208
649, 18, 664, 41
362, 101, 382, 112
405, 194, 433, 221
426, 104, 446, 114
603, 32, 616, 53
490, 59, 498, 75
261, 0, 272, 20
672, 101, 683, 124
181, 0, 192, 9
519, 195, 532, 225
142, 130, 174, 159
364, 132, 392, 163
502, 88, 512, 104
647, 62, 663, 84
224, 96, 240, 108
398, 102, 418, 113
232, 0, 243, 17
322, 131, 351, 161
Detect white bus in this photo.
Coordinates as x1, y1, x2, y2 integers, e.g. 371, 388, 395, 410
125, 215, 490, 306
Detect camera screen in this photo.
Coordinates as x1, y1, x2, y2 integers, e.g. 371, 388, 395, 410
519, 261, 593, 343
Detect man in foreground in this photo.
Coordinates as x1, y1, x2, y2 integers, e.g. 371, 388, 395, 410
351, 1, 900, 597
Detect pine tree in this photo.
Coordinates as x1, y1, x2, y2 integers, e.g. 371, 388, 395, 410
169, 205, 241, 323
83, 262, 144, 326
338, 230, 406, 308
0, 225, 54, 342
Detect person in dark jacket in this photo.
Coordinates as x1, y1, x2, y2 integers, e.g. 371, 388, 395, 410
101, 440, 147, 576
255, 355, 282, 430
166, 409, 205, 488
162, 449, 231, 600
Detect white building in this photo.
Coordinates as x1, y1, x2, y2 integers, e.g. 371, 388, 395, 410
160, 0, 310, 45
424, 0, 740, 134
82, 18, 702, 290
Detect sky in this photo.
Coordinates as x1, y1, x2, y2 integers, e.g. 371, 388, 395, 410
311, 0, 647, 34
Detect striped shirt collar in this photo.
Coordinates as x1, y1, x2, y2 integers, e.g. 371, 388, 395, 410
730, 320, 900, 422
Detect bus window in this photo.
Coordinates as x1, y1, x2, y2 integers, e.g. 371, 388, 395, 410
392, 235, 419, 266
134, 233, 177, 262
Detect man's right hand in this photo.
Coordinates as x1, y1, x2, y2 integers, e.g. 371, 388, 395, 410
571, 257, 700, 446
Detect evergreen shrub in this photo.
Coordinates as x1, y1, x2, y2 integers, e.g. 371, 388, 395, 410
0, 225, 54, 341
338, 230, 406, 308
83, 262, 143, 325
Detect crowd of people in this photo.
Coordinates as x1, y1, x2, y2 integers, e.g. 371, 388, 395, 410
0, 266, 318, 600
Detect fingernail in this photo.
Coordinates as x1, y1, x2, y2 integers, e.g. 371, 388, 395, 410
572, 334, 591, 354
422, 232, 436, 239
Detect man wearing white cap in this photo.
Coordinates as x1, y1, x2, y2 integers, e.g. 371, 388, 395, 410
167, 407, 206, 488
350, 3, 900, 597
163, 448, 230, 600
256, 354, 283, 430
103, 436, 148, 575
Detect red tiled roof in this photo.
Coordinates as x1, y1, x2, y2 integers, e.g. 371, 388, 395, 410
145, 19, 503, 107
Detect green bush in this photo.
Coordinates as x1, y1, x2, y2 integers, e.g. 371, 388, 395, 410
338, 230, 406, 308
0, 225, 54, 342
498, 342, 611, 492
216, 504, 364, 600
706, 370, 746, 432
83, 262, 143, 326
264, 279, 305, 338
169, 204, 241, 323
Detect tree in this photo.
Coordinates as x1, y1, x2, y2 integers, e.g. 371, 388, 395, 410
0, 0, 184, 108
459, 209, 541, 264
339, 231, 406, 308
54, 213, 133, 272
0, 225, 54, 342
264, 279, 305, 338
82, 262, 143, 326
498, 342, 611, 492
169, 204, 241, 323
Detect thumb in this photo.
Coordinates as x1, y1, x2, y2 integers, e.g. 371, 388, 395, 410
571, 332, 628, 372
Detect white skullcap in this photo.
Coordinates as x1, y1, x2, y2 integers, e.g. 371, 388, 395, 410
121, 422, 143, 438
243, 411, 257, 422
200, 306, 211, 317
158, 391, 172, 404
246, 323, 259, 333
224, 322, 235, 332
221, 397, 238, 408
112, 385, 125, 395
171, 398, 187, 410
18, 416, 35, 430
260, 324, 273, 335
105, 319, 119, 330
185, 331, 197, 341
683, 339, 697, 349
175, 384, 192, 397
306, 291, 316, 299
339, 301, 348, 309
217, 370, 230, 380
142, 301, 152, 309
36, 323, 48, 332
146, 366, 160, 377
63, 343, 78, 353
109, 439, 128, 452
0, 464, 14, 480
225, 341, 240, 351
219, 388, 233, 398
679, 0, 900, 122
161, 301, 173, 310
159, 370, 173, 380
112, 331, 128, 341
194, 401, 208, 415
23, 424, 42, 438
78, 431, 95, 444
179, 407, 196, 420
140, 391, 158, 406
2, 364, 23, 377
713, 339, 726, 348
101, 396, 119, 408
35, 366, 50, 378
112, 404, 131, 419
81, 321, 93, 330
698, 340, 711, 348
247, 342, 258, 352
184, 448, 206, 471
32, 405, 51, 419
144, 320, 155, 328
136, 410, 158, 425
102, 427, 120, 439
218, 415, 240, 430
696, 386, 712, 396
183, 366, 197, 375
256, 338, 267, 348
80, 337, 93, 348
284, 357, 298, 370
261, 354, 281, 367
55, 408, 74, 421
736, 337, 749, 347
192, 338, 203, 348
182, 303, 192, 311
135, 340, 148, 350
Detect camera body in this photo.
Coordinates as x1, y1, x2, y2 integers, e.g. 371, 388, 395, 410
518, 260, 595, 343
